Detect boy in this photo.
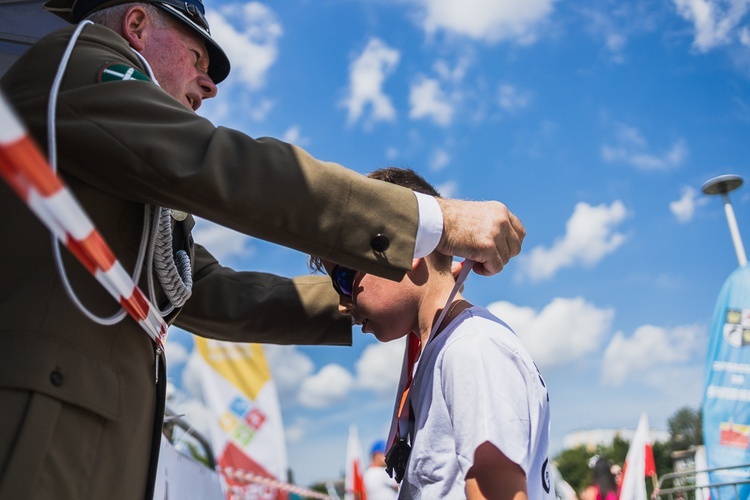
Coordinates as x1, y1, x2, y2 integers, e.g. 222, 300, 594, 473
312, 168, 553, 499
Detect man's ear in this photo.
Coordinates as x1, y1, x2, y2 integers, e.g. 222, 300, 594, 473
411, 258, 423, 271
121, 6, 149, 51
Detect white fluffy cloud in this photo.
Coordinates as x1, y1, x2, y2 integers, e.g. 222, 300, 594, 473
282, 125, 311, 147
673, 0, 750, 52
670, 185, 709, 222
601, 324, 706, 386
429, 148, 451, 171
414, 0, 555, 43
208, 2, 282, 89
341, 38, 400, 126
193, 217, 255, 262
165, 338, 191, 366
264, 345, 315, 403
519, 201, 629, 281
298, 364, 355, 408
355, 338, 406, 394
602, 123, 688, 171
409, 77, 454, 126
487, 297, 614, 367
498, 83, 532, 111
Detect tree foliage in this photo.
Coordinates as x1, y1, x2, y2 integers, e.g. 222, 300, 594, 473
554, 406, 703, 495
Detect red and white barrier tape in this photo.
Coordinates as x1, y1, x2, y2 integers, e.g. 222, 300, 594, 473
219, 467, 335, 500
0, 91, 168, 349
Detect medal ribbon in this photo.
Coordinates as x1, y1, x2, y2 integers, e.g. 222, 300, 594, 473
385, 259, 474, 454
0, 91, 168, 350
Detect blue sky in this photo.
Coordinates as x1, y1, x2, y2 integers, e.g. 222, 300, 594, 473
163, 0, 750, 487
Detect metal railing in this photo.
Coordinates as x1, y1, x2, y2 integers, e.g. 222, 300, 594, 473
653, 463, 750, 500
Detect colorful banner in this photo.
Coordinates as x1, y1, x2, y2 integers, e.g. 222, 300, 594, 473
194, 338, 288, 500
702, 265, 750, 499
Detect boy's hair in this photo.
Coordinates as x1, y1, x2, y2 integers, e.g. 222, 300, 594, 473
309, 167, 451, 272
367, 167, 441, 197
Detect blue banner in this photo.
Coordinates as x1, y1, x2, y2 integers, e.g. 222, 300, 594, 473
702, 265, 750, 499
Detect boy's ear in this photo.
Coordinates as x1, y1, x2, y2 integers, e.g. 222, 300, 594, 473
411, 257, 423, 270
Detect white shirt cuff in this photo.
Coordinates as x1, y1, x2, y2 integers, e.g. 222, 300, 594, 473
414, 192, 443, 258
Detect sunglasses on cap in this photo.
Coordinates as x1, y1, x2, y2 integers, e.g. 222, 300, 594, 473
156, 0, 209, 31
331, 265, 358, 297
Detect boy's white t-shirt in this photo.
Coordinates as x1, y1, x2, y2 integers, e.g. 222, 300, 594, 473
398, 306, 554, 499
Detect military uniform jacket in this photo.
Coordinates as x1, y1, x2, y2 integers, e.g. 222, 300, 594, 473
0, 23, 420, 499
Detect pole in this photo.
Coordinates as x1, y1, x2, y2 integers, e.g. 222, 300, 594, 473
702, 174, 747, 268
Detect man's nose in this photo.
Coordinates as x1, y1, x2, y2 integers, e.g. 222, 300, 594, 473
199, 74, 217, 99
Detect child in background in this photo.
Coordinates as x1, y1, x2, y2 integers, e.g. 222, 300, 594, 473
311, 167, 553, 499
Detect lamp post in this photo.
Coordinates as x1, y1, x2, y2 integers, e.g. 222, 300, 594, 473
702, 174, 747, 267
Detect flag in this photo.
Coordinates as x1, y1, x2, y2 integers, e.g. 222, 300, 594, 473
193, 338, 288, 499
619, 412, 656, 500
345, 425, 367, 500
702, 265, 750, 500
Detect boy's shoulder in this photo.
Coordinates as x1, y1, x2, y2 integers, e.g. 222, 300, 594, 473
436, 306, 520, 355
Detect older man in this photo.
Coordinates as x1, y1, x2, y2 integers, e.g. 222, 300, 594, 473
0, 0, 525, 497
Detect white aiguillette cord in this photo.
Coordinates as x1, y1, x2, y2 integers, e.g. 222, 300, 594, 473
385, 259, 475, 456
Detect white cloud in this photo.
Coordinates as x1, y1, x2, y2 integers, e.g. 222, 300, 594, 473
208, 2, 282, 89
602, 123, 688, 171
433, 56, 473, 83
519, 201, 629, 281
409, 77, 454, 126
414, 0, 555, 43
436, 180, 458, 198
285, 417, 310, 444
264, 345, 315, 402
487, 297, 614, 368
601, 324, 706, 386
355, 338, 406, 394
341, 38, 400, 126
670, 185, 709, 222
498, 83, 532, 112
742, 25, 750, 45
673, 0, 750, 52
429, 148, 451, 171
282, 125, 310, 147
165, 339, 190, 366
193, 217, 255, 262
298, 364, 355, 408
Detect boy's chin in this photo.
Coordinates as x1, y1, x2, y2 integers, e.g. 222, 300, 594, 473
372, 330, 404, 343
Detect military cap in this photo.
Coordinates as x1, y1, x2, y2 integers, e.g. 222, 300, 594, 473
43, 0, 231, 83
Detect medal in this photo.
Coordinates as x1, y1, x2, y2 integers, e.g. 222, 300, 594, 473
170, 209, 188, 221
384, 438, 411, 483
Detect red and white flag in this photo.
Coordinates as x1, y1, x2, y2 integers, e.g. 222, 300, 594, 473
345, 425, 367, 500
620, 412, 657, 500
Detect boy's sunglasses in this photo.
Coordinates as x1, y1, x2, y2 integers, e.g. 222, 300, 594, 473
331, 265, 358, 297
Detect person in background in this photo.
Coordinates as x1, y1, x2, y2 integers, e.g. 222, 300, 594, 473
364, 440, 399, 500
611, 463, 623, 495
580, 456, 618, 500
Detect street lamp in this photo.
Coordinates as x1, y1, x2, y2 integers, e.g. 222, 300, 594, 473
702, 174, 747, 267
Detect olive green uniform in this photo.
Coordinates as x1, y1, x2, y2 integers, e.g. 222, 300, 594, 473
0, 23, 419, 499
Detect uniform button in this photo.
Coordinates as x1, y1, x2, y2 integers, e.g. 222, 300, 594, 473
50, 369, 64, 387
371, 233, 390, 252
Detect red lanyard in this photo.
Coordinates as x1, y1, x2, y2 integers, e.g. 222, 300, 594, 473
385, 259, 474, 453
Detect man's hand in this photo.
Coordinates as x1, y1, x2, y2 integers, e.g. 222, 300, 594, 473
437, 198, 526, 276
